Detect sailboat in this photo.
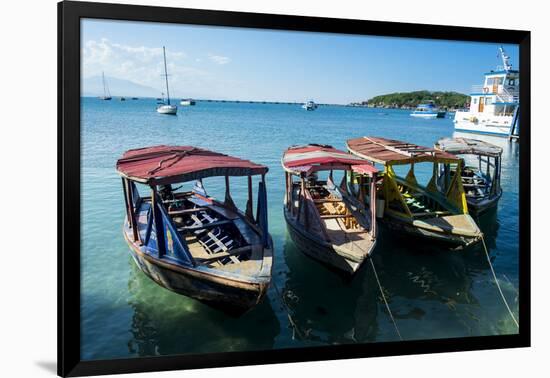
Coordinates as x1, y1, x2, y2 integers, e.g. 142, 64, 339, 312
156, 46, 178, 115
99, 71, 112, 100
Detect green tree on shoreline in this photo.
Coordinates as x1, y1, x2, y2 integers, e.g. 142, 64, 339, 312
367, 90, 469, 109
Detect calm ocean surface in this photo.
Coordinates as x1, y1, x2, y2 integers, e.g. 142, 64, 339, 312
81, 97, 519, 360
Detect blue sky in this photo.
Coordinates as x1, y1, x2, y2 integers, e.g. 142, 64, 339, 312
81, 19, 519, 104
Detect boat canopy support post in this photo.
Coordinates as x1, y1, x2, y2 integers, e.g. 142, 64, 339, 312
285, 172, 292, 211
370, 177, 377, 240
121, 177, 130, 222
224, 175, 237, 210
256, 174, 269, 247
151, 186, 166, 257
125, 179, 139, 243
246, 175, 254, 222
296, 177, 305, 225
296, 176, 309, 230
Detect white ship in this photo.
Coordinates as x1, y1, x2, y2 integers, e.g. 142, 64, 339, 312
454, 47, 519, 138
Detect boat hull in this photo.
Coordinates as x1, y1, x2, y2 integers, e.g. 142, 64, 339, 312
410, 112, 446, 118
467, 190, 502, 216
411, 113, 438, 118
157, 105, 178, 114
380, 213, 481, 248
283, 208, 370, 274
124, 231, 270, 314
454, 112, 513, 136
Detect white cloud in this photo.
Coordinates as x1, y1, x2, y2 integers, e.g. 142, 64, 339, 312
208, 54, 231, 65
81, 39, 245, 99
81, 39, 229, 97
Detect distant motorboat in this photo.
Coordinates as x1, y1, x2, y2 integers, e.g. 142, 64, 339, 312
180, 98, 196, 106
410, 102, 446, 118
156, 46, 178, 115
99, 71, 112, 100
302, 100, 318, 111
131, 97, 138, 100
120, 97, 126, 101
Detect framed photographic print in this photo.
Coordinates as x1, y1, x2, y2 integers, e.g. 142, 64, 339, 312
58, 0, 530, 376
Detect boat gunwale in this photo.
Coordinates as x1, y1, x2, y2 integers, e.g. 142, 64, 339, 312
283, 206, 375, 263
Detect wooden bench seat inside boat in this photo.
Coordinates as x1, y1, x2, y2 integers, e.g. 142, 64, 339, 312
168, 207, 208, 215
314, 193, 362, 232
167, 204, 253, 265
177, 219, 232, 232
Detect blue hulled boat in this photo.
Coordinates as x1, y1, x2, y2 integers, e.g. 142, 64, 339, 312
411, 102, 446, 118
116, 145, 273, 314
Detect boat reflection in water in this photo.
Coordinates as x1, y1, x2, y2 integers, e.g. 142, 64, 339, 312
280, 236, 380, 344
126, 259, 280, 357
281, 216, 517, 343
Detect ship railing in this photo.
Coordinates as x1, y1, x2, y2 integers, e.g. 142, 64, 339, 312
497, 87, 519, 103
470, 85, 519, 102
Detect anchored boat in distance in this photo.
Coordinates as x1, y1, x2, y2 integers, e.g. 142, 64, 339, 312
410, 101, 446, 118
116, 145, 273, 314
180, 98, 196, 106
302, 100, 318, 111
282, 144, 378, 274
156, 46, 178, 115
99, 71, 112, 100
454, 47, 519, 138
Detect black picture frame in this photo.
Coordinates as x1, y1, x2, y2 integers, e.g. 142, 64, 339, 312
58, 1, 531, 376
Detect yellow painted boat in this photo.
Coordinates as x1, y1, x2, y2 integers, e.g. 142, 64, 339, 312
346, 136, 482, 248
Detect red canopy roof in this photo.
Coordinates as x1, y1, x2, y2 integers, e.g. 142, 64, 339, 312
282, 144, 377, 176
116, 145, 268, 185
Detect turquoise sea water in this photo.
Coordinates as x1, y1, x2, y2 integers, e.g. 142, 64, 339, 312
81, 97, 519, 360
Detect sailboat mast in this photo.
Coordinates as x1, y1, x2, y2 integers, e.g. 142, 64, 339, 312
102, 71, 107, 98
162, 46, 171, 105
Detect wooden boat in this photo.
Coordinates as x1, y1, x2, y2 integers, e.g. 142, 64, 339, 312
346, 136, 482, 248
116, 145, 273, 314
435, 137, 503, 215
282, 144, 378, 274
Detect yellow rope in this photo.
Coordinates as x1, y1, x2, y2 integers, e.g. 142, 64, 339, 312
370, 258, 403, 340
480, 235, 519, 329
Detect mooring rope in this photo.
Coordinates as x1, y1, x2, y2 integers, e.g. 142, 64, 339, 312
271, 280, 304, 339
480, 235, 519, 329
369, 258, 403, 341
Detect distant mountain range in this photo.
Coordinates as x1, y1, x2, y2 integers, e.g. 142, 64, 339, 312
82, 76, 160, 98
